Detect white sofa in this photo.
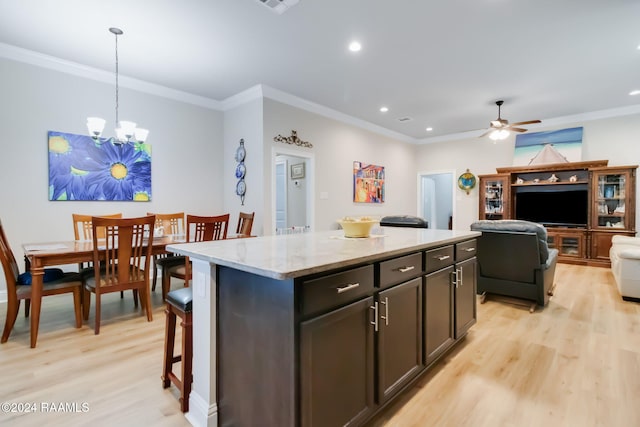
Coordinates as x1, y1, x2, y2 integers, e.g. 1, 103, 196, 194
610, 235, 640, 300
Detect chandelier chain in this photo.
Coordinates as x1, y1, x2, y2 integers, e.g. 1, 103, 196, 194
114, 30, 119, 125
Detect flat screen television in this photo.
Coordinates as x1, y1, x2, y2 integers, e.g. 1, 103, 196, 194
514, 188, 588, 227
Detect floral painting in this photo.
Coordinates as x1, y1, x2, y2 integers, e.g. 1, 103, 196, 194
353, 161, 385, 203
48, 131, 151, 201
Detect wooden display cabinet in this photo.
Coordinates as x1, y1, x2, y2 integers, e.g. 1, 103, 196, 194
478, 161, 637, 266
478, 173, 510, 220
546, 228, 587, 261
589, 167, 637, 263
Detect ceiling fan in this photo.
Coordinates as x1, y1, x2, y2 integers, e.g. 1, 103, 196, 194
479, 100, 541, 140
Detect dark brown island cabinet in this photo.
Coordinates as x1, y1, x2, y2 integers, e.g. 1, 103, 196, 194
206, 232, 478, 427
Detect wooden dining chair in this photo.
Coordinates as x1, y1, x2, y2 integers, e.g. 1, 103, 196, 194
236, 211, 255, 237
147, 212, 185, 292
0, 219, 82, 343
72, 213, 123, 241
72, 213, 123, 273
161, 214, 230, 300
82, 215, 155, 334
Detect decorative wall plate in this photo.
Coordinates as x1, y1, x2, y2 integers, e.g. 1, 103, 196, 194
236, 180, 246, 197
235, 139, 246, 162
458, 169, 476, 195
235, 163, 246, 179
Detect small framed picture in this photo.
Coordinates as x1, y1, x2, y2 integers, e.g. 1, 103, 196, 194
291, 163, 305, 179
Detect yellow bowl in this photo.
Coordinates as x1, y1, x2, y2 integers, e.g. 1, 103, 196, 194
337, 219, 379, 238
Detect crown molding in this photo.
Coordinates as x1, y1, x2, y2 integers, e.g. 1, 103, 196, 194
221, 84, 264, 110
260, 85, 416, 143
0, 42, 222, 110
4, 42, 639, 145
417, 104, 640, 145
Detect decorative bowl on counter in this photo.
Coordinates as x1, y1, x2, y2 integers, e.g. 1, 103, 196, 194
337, 216, 380, 238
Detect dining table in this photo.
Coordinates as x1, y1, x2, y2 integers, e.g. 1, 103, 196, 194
21, 234, 186, 348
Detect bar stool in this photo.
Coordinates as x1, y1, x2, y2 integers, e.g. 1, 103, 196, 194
162, 287, 193, 412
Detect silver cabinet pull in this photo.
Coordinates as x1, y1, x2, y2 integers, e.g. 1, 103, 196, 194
465, 247, 476, 252
336, 282, 360, 293
458, 267, 464, 287
451, 269, 458, 288
370, 302, 379, 331
435, 255, 450, 261
397, 265, 415, 273
380, 297, 389, 326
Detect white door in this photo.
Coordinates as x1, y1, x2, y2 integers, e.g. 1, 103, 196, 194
420, 172, 454, 230
275, 160, 287, 231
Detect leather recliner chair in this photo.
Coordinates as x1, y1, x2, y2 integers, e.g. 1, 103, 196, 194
470, 219, 558, 310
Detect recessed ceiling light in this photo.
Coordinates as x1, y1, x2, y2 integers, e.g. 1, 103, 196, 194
426, 127, 433, 132
630, 90, 640, 96
379, 106, 389, 113
348, 41, 362, 52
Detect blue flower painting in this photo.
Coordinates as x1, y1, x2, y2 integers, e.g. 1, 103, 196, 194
48, 131, 152, 201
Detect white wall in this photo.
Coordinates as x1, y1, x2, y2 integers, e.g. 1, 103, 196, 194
0, 58, 224, 296
263, 99, 418, 231
416, 113, 640, 231
223, 98, 264, 235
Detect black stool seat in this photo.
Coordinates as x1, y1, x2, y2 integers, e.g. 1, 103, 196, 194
162, 286, 193, 412
166, 287, 192, 312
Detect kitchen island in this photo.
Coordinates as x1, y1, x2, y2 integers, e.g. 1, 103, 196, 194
167, 227, 480, 427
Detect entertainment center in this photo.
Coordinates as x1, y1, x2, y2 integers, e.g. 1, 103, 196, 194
479, 160, 637, 266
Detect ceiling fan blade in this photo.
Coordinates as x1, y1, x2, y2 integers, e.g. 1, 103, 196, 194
510, 120, 541, 126
507, 127, 527, 133
478, 129, 493, 138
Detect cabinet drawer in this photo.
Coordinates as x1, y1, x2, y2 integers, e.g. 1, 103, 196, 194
456, 239, 477, 262
378, 252, 423, 289
425, 245, 454, 274
301, 265, 374, 316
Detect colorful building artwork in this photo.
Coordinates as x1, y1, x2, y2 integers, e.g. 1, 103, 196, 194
353, 161, 385, 203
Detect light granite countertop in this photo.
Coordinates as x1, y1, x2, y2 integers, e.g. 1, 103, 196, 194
167, 228, 480, 280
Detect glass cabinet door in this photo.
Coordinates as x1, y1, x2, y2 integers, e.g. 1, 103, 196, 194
593, 170, 631, 230
479, 174, 510, 220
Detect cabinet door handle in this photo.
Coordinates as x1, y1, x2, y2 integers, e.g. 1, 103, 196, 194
397, 265, 415, 273
336, 282, 360, 293
380, 297, 389, 326
435, 255, 450, 261
457, 267, 463, 287
465, 247, 476, 252
451, 269, 458, 288
370, 302, 379, 332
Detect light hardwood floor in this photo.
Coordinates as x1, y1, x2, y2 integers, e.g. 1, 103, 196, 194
0, 264, 638, 427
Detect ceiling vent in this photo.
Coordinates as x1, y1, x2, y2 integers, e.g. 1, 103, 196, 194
257, 0, 299, 14
397, 117, 413, 122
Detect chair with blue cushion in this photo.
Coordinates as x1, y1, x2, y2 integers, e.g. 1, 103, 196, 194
0, 219, 82, 343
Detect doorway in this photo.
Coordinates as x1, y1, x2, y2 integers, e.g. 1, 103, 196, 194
419, 171, 455, 230
273, 148, 314, 234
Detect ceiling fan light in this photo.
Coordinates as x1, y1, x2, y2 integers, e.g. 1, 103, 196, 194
489, 129, 510, 141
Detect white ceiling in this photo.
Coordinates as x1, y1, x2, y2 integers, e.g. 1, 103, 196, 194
1, 0, 639, 142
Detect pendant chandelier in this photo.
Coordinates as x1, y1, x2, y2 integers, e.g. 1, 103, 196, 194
87, 27, 148, 144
